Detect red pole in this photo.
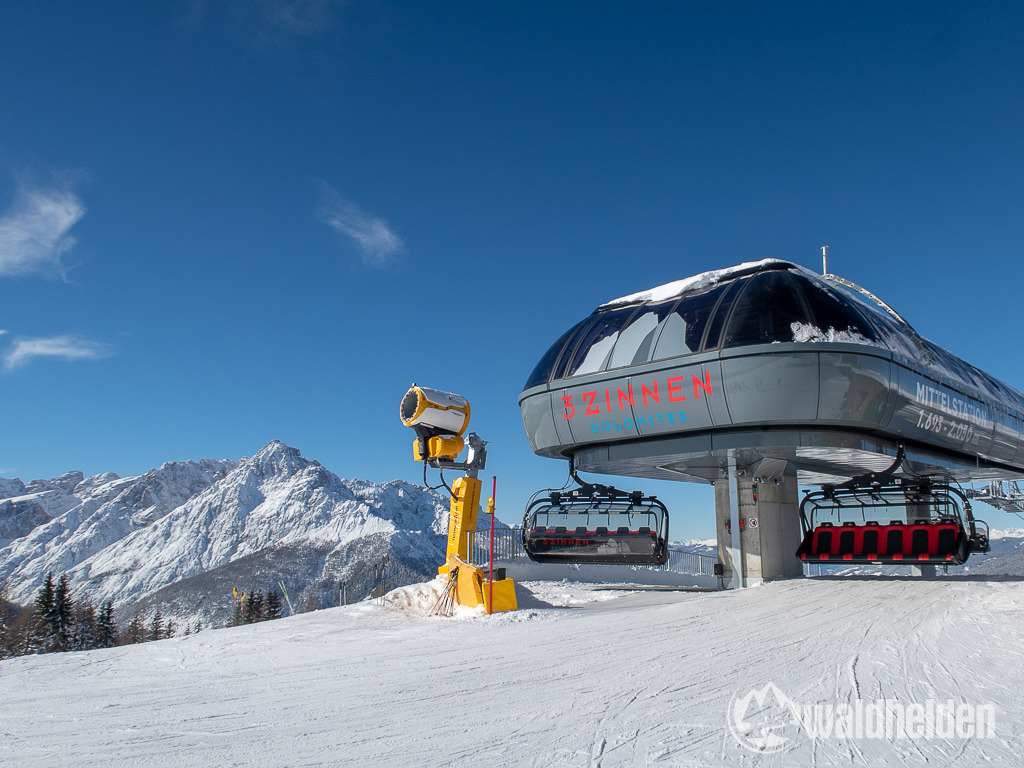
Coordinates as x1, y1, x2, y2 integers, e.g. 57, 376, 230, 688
488, 475, 496, 615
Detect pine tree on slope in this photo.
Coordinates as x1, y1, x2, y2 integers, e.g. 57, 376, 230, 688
96, 601, 118, 648
124, 615, 145, 645
74, 598, 97, 651
54, 574, 74, 653
29, 573, 57, 654
149, 610, 164, 642
265, 590, 283, 621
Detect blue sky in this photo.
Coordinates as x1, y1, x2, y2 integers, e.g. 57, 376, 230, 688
2, 2, 1022, 537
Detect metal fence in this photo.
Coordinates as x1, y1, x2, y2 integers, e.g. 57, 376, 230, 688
466, 528, 835, 579
468, 528, 525, 563
467, 527, 719, 577
665, 548, 718, 577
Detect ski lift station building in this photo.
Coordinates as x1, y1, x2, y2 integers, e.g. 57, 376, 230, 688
518, 259, 1024, 585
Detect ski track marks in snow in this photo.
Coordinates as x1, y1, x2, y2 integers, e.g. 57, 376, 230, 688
2, 578, 1023, 767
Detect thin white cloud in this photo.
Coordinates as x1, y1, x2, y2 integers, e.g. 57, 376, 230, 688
3, 335, 113, 372
257, 0, 340, 37
316, 183, 405, 269
184, 0, 343, 45
0, 180, 85, 279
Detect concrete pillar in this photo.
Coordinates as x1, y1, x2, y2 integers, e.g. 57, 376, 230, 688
715, 467, 803, 585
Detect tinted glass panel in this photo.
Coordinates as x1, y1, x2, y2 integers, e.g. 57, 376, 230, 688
607, 298, 680, 368
524, 319, 590, 389
829, 283, 920, 359
652, 283, 729, 360
723, 271, 812, 348
564, 306, 641, 377
791, 273, 880, 343
553, 317, 600, 379
926, 342, 985, 388
702, 279, 746, 351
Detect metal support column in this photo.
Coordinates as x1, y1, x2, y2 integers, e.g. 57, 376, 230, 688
727, 451, 743, 590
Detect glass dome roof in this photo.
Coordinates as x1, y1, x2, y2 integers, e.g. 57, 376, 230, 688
524, 260, 1024, 413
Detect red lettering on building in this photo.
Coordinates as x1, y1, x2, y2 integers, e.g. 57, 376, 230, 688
641, 381, 660, 406
617, 385, 634, 410
570, 371, 714, 421
667, 376, 687, 402
693, 371, 713, 399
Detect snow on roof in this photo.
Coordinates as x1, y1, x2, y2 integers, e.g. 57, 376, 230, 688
598, 258, 794, 308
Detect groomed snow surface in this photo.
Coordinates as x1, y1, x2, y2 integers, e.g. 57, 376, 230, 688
3, 576, 1023, 767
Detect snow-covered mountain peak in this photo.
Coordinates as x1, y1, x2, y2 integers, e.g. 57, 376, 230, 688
240, 440, 313, 480
0, 476, 27, 500
1, 442, 450, 621
0, 456, 238, 600
53, 470, 86, 493
72, 472, 121, 496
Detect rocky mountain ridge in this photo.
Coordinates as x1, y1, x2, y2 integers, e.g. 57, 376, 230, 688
0, 441, 449, 625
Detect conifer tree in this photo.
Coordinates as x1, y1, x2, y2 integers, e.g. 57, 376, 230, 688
29, 573, 57, 654
1, 608, 33, 659
124, 614, 145, 645
74, 598, 97, 651
245, 590, 265, 624
97, 601, 118, 648
184, 622, 192, 636
194, 617, 203, 633
164, 618, 175, 639
54, 574, 74, 652
265, 590, 283, 621
149, 609, 164, 642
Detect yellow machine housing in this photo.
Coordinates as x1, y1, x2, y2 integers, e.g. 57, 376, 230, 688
413, 434, 465, 463
453, 557, 518, 613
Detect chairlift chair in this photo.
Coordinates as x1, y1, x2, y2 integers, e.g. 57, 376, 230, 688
796, 479, 989, 566
522, 484, 670, 566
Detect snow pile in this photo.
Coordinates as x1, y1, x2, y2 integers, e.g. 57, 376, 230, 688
790, 321, 874, 345
600, 258, 786, 308
381, 576, 448, 617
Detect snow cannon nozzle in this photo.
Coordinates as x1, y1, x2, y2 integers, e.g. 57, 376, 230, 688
399, 385, 484, 470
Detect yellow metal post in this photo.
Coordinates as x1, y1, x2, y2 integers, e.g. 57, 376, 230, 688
438, 476, 481, 574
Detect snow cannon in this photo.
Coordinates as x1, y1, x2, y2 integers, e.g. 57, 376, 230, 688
400, 385, 471, 463
399, 384, 517, 615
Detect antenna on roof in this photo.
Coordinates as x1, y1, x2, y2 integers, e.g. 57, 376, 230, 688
821, 245, 829, 275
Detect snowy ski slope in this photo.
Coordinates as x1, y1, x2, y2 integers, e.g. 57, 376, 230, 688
2, 576, 1022, 767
